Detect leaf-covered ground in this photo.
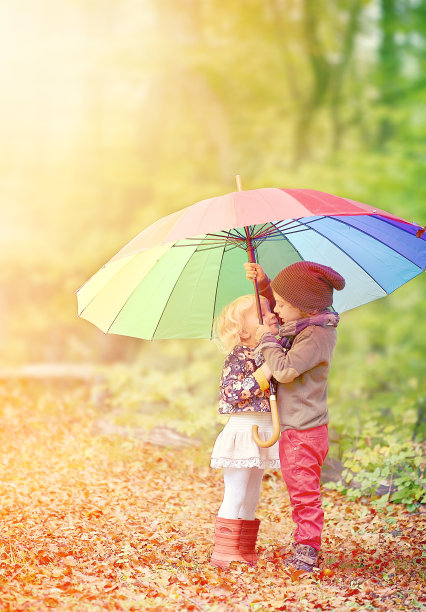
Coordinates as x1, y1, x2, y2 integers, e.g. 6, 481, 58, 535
0, 383, 424, 611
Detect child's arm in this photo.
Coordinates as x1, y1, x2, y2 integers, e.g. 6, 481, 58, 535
257, 328, 332, 384
244, 263, 275, 308
221, 349, 270, 405
252, 361, 272, 391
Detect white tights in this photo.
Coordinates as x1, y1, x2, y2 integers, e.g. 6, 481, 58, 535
217, 467, 264, 520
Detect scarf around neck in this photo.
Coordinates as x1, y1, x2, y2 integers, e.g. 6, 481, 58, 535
279, 311, 340, 350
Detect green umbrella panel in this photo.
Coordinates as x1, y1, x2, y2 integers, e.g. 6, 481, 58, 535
76, 235, 276, 340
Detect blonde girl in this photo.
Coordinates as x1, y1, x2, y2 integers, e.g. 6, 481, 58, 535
209, 294, 280, 569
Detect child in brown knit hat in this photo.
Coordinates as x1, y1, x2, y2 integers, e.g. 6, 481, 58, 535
244, 261, 345, 573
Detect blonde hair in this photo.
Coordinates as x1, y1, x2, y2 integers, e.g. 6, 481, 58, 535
215, 294, 268, 354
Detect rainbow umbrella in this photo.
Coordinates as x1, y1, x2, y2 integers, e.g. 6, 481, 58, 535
76, 186, 426, 341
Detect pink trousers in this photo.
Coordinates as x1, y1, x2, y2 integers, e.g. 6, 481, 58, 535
279, 424, 329, 551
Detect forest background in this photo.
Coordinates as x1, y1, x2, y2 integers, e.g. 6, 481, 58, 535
1, 0, 425, 508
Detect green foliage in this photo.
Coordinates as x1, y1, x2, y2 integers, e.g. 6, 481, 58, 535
325, 438, 426, 512
95, 340, 226, 441
324, 274, 426, 511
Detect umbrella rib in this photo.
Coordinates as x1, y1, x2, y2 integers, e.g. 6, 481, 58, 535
254, 219, 314, 240
267, 221, 306, 261
232, 227, 248, 240
174, 231, 247, 248
258, 220, 301, 234
175, 239, 230, 248
177, 242, 240, 254
176, 234, 231, 245
224, 243, 241, 253
260, 229, 311, 239
252, 225, 280, 240
273, 219, 309, 231
297, 217, 389, 292
209, 240, 228, 340
251, 223, 274, 239
255, 226, 311, 241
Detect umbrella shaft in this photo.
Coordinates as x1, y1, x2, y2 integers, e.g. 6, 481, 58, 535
245, 228, 263, 324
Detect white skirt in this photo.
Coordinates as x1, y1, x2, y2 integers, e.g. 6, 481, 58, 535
210, 412, 281, 470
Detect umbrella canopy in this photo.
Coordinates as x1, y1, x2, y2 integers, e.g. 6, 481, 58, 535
76, 188, 426, 340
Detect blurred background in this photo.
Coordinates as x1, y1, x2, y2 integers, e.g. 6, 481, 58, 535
0, 1, 425, 471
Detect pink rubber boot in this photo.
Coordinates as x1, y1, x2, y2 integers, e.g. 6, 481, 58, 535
210, 517, 248, 569
239, 518, 260, 565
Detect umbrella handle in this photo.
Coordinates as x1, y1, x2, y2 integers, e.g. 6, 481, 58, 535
252, 380, 281, 448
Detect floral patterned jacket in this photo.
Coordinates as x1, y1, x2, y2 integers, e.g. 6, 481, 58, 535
218, 345, 271, 414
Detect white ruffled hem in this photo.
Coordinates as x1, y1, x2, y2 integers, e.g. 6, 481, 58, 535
210, 414, 280, 470
210, 457, 281, 469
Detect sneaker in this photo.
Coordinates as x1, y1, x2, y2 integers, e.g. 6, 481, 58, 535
283, 543, 319, 572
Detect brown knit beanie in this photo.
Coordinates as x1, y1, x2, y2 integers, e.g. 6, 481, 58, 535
271, 261, 345, 312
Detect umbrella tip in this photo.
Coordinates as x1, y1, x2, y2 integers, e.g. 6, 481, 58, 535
416, 225, 425, 238
235, 175, 243, 192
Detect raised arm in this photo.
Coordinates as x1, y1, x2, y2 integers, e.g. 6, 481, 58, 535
244, 263, 275, 309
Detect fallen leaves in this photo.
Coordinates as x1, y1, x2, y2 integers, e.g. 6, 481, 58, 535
0, 381, 424, 611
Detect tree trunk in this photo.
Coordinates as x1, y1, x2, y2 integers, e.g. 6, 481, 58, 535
292, 0, 331, 165
329, 0, 362, 151
376, 0, 400, 146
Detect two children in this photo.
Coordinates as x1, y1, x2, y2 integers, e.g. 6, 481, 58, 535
211, 260, 345, 573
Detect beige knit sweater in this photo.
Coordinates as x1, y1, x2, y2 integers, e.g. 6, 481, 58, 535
259, 325, 338, 431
